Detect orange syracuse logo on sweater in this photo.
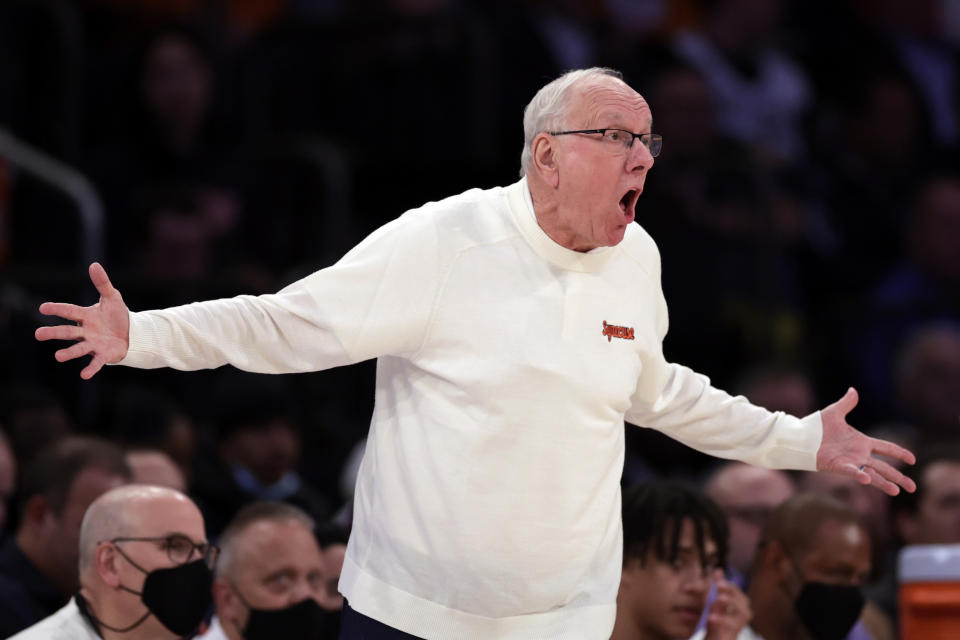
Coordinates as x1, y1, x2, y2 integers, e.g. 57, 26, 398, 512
602, 321, 635, 342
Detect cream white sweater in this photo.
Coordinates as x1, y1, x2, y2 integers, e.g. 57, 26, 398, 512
8, 599, 100, 640
120, 179, 822, 639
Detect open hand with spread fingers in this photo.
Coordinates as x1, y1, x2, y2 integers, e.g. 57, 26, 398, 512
34, 262, 130, 380
816, 388, 917, 496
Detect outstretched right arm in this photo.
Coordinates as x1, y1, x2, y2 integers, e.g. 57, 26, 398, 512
35, 211, 444, 378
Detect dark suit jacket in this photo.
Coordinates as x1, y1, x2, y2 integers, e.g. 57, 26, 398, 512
0, 539, 66, 638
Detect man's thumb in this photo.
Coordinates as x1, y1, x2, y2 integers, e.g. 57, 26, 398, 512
833, 387, 859, 414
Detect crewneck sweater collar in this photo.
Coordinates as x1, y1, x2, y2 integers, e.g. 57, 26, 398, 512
508, 178, 619, 274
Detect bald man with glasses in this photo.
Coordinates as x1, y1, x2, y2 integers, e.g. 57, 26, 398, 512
10, 484, 217, 640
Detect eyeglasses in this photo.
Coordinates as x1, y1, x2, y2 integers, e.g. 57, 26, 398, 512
109, 535, 220, 569
548, 128, 662, 157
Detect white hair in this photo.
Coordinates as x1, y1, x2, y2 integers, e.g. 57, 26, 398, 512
78, 484, 190, 575
519, 67, 624, 178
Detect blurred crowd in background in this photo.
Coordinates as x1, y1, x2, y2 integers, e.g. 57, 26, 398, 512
0, 0, 959, 636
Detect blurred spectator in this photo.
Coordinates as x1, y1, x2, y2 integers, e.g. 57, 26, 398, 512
859, 0, 960, 147
199, 502, 340, 640
10, 484, 215, 639
85, 23, 253, 291
744, 493, 892, 640
0, 429, 16, 537
110, 384, 197, 482
0, 383, 72, 465
613, 482, 749, 640
191, 373, 330, 538
734, 364, 817, 417
810, 67, 932, 297
892, 444, 960, 547
853, 174, 960, 419
703, 462, 796, 582
139, 25, 214, 156
671, 0, 812, 163
893, 323, 960, 441
868, 444, 960, 623
799, 468, 894, 583
0, 437, 131, 638
903, 175, 960, 289
125, 449, 187, 493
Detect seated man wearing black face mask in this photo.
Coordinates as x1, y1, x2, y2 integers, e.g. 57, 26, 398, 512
198, 502, 341, 640
698, 493, 876, 640
10, 484, 217, 640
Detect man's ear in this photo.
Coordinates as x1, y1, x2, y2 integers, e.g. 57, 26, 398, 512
212, 578, 232, 612
532, 133, 560, 187
214, 578, 247, 632
96, 543, 122, 588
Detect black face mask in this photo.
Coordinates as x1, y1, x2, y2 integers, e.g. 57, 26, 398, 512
111, 558, 214, 636
794, 581, 865, 640
236, 591, 339, 640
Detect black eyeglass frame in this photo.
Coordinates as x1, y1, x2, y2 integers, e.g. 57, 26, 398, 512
548, 128, 662, 157
107, 535, 220, 570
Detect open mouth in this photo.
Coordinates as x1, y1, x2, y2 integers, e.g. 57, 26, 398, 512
619, 188, 640, 218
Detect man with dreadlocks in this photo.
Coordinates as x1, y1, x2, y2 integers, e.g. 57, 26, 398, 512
612, 482, 750, 640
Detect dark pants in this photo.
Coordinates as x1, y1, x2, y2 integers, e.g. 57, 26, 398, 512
339, 602, 425, 639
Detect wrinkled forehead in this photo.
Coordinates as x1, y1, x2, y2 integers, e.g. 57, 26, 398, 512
568, 77, 652, 130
